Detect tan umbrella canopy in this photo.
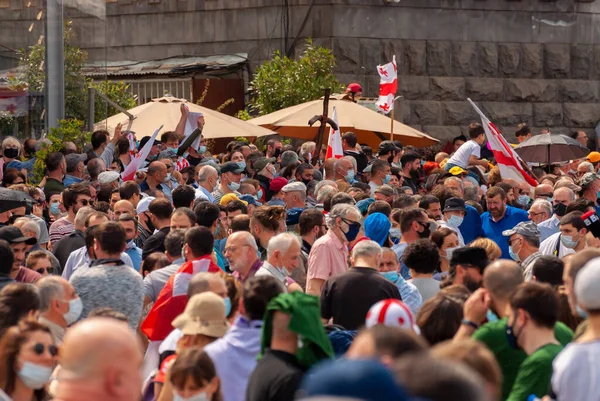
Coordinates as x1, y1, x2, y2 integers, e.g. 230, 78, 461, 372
94, 96, 275, 140
248, 95, 438, 149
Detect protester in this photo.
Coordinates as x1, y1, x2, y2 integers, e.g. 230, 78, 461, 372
49, 184, 91, 246
256, 233, 302, 292
37, 276, 81, 344
142, 198, 174, 260
378, 247, 422, 314
224, 231, 262, 283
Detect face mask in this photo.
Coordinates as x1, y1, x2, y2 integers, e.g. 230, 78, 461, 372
215, 224, 220, 237
256, 189, 263, 200
560, 234, 579, 249
445, 246, 458, 261
229, 181, 241, 191
509, 245, 521, 262
380, 271, 399, 283
63, 297, 83, 325
342, 220, 361, 242
576, 304, 588, 319
383, 174, 391, 184
505, 321, 521, 350
50, 202, 61, 215
518, 194, 530, 206
486, 309, 499, 323
223, 297, 231, 317
167, 147, 178, 154
273, 148, 281, 158
389, 228, 401, 239
18, 362, 53, 389
174, 392, 209, 401
554, 203, 568, 217
267, 165, 276, 175
418, 223, 431, 239
345, 170, 355, 183
447, 215, 463, 228
3, 148, 19, 159
145, 215, 155, 232
238, 161, 246, 170
199, 146, 207, 154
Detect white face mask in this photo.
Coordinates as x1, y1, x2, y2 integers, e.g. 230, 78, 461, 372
18, 362, 53, 389
174, 392, 209, 401
63, 297, 83, 326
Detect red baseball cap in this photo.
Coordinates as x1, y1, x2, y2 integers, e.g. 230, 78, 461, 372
347, 83, 362, 93
270, 177, 288, 192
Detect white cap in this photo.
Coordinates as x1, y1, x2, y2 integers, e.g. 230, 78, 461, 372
575, 257, 600, 310
281, 181, 307, 193
98, 170, 120, 184
365, 299, 420, 334
136, 196, 155, 215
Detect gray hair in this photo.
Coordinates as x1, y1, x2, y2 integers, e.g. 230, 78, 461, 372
197, 165, 218, 182
351, 240, 382, 260
334, 156, 357, 172
463, 186, 479, 202
381, 247, 398, 262
327, 203, 360, 229
188, 272, 224, 297
37, 276, 66, 313
74, 206, 94, 229
531, 199, 553, 217
267, 232, 301, 258
280, 151, 298, 167
316, 185, 337, 203
300, 141, 316, 158
445, 177, 463, 192
315, 180, 338, 196
578, 161, 594, 173
14, 218, 40, 240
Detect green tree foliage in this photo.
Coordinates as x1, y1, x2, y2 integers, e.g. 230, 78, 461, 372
249, 39, 343, 115
18, 21, 136, 124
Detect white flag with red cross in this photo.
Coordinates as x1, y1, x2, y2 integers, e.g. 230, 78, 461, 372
325, 106, 343, 160
0, 92, 28, 117
468, 99, 538, 187
375, 55, 398, 115
121, 125, 163, 181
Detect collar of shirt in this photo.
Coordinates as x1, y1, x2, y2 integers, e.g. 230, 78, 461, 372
538, 214, 560, 228
326, 229, 345, 251
261, 261, 287, 282
232, 258, 262, 282
301, 239, 312, 254
172, 257, 185, 266
236, 315, 263, 329
521, 251, 543, 267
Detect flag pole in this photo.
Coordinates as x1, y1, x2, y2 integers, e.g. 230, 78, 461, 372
390, 105, 395, 142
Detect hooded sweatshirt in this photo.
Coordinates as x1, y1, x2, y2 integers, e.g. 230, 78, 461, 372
203, 316, 263, 401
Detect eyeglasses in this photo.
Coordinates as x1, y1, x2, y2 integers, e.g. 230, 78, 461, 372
32, 343, 58, 357
78, 199, 90, 206
36, 267, 54, 275
508, 238, 521, 247
528, 212, 544, 217
536, 194, 552, 198
224, 244, 251, 254
341, 218, 361, 229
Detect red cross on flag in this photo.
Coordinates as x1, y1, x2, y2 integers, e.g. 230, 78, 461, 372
375, 55, 397, 115
325, 106, 343, 160
468, 99, 538, 187
0, 94, 28, 117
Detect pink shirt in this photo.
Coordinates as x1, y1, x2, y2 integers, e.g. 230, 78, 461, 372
306, 230, 348, 294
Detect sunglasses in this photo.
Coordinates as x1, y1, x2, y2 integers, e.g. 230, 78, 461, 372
32, 343, 58, 357
36, 267, 54, 275
78, 199, 90, 206
341, 218, 361, 229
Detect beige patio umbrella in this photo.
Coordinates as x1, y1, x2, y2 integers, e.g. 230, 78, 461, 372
94, 96, 275, 140
248, 95, 438, 149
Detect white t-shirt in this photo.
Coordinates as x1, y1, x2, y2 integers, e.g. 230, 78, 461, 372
551, 341, 600, 401
447, 140, 481, 169
539, 232, 575, 258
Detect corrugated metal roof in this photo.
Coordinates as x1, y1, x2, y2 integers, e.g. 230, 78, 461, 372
82, 54, 248, 77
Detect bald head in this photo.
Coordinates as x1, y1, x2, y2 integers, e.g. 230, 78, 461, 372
113, 200, 135, 220
534, 184, 553, 198
187, 272, 227, 299
483, 260, 524, 302
59, 317, 140, 377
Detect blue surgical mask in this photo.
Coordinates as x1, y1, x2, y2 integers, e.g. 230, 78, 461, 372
345, 170, 355, 183
223, 296, 232, 317
447, 215, 463, 228
576, 304, 588, 319
518, 194, 530, 206
445, 246, 458, 261
199, 145, 207, 154
50, 202, 60, 215
389, 228, 401, 239
18, 362, 53, 389
256, 189, 263, 200
238, 161, 247, 170
380, 271, 399, 283
560, 234, 579, 249
486, 309, 499, 323
167, 147, 178, 154
63, 297, 83, 325
229, 181, 241, 191
508, 245, 521, 262
383, 174, 391, 184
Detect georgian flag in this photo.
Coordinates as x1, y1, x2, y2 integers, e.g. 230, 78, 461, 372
0, 93, 28, 117
468, 99, 538, 187
121, 125, 163, 181
325, 106, 343, 160
375, 55, 398, 115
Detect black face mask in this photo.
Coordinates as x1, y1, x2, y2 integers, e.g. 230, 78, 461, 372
3, 148, 18, 159
554, 203, 568, 217
417, 221, 430, 238
144, 214, 155, 232
273, 148, 281, 158
387, 154, 395, 164
302, 178, 312, 186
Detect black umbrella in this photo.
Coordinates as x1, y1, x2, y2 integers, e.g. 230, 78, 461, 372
0, 188, 35, 213
514, 134, 590, 164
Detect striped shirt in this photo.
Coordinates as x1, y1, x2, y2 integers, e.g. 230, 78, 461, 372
49, 217, 74, 247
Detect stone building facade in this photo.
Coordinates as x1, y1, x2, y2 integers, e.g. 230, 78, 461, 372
2, 0, 600, 142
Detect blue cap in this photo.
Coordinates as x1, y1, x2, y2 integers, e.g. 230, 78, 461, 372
286, 207, 304, 226
299, 359, 410, 401
356, 198, 375, 216
239, 194, 262, 206
364, 212, 391, 246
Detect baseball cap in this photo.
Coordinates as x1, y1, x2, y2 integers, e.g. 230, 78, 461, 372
356, 198, 375, 216
449, 166, 468, 176
270, 177, 288, 192
554, 179, 582, 193
139, 136, 161, 150
587, 151, 600, 163
281, 181, 307, 193
158, 149, 177, 160
575, 258, 600, 310
299, 358, 410, 401
239, 194, 262, 206
286, 207, 304, 226
502, 221, 541, 239
254, 157, 276, 173
365, 299, 420, 334
98, 171, 121, 184
347, 83, 363, 93
579, 172, 600, 187
377, 140, 401, 156
136, 196, 155, 215
220, 193, 247, 206
443, 197, 466, 213
172, 292, 229, 337
364, 212, 391, 246
221, 161, 245, 175
0, 226, 36, 245
65, 153, 87, 171
363, 163, 373, 174
374, 185, 395, 197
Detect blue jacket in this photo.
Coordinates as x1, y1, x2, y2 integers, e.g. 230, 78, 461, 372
459, 204, 483, 245
481, 206, 529, 259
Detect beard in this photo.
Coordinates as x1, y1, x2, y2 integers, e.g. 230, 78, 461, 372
462, 275, 482, 293
490, 205, 506, 219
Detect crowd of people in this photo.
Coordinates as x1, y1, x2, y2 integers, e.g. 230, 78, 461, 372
0, 108, 599, 401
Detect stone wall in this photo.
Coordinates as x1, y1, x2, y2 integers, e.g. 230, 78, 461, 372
2, 0, 600, 142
